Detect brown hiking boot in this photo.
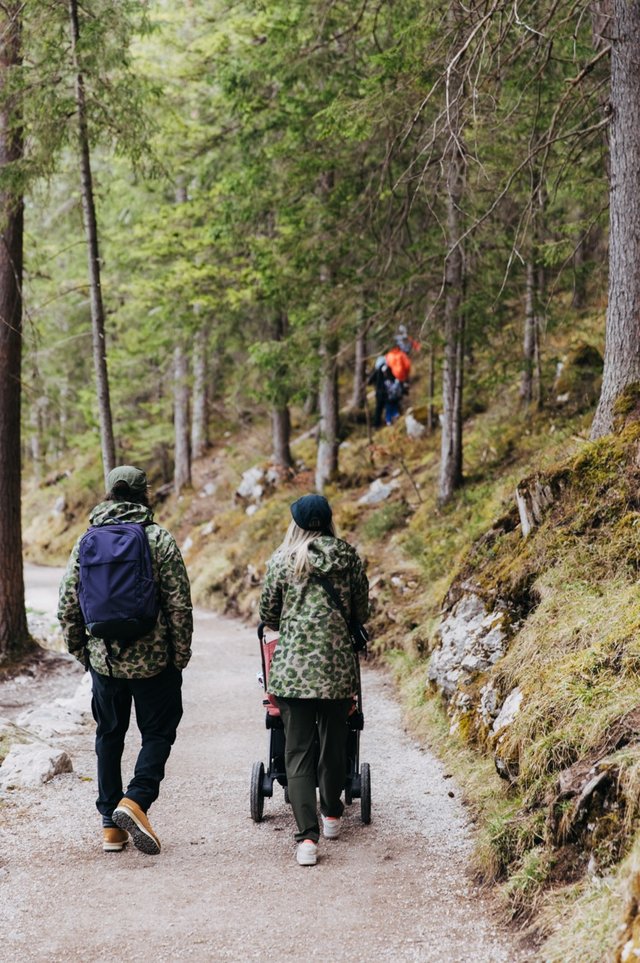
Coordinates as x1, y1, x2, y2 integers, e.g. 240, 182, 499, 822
102, 827, 129, 852
112, 798, 161, 855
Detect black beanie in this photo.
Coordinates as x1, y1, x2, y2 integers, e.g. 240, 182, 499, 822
290, 494, 332, 532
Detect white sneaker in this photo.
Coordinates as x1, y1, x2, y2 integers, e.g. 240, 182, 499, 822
296, 840, 318, 866
321, 816, 341, 839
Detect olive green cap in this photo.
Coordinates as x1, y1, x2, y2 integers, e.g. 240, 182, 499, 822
106, 465, 148, 495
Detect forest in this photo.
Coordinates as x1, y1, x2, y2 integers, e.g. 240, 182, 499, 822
2, 0, 640, 959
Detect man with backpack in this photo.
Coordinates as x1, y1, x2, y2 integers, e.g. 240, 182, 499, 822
368, 356, 404, 428
58, 465, 193, 856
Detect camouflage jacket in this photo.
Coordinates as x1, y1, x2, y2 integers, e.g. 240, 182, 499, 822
259, 536, 369, 699
58, 501, 193, 678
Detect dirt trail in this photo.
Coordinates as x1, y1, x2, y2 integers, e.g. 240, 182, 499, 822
0, 567, 527, 962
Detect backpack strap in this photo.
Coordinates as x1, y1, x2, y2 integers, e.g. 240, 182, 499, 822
312, 574, 351, 626
311, 574, 368, 659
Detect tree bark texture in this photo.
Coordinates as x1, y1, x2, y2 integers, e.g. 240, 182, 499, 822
571, 227, 587, 311
315, 335, 340, 492
438, 6, 465, 506
173, 343, 191, 493
349, 320, 367, 411
191, 322, 210, 460
427, 343, 436, 432
591, 0, 640, 438
30, 400, 43, 484
68, 0, 116, 482
270, 311, 294, 469
272, 407, 294, 469
520, 258, 541, 406
0, 3, 29, 657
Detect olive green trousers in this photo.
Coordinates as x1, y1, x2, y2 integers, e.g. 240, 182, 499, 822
277, 697, 351, 843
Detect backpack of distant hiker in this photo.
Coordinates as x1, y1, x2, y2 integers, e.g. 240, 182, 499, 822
385, 347, 411, 382
385, 377, 404, 402
78, 522, 159, 648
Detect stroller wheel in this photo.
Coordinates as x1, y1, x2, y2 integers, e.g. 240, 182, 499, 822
360, 763, 371, 825
283, 785, 290, 805
250, 761, 265, 822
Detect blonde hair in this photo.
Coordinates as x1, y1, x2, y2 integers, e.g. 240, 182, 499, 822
276, 518, 336, 580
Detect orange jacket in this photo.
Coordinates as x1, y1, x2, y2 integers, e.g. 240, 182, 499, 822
385, 346, 411, 382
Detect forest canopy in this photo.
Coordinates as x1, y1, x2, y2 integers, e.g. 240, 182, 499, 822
16, 0, 613, 499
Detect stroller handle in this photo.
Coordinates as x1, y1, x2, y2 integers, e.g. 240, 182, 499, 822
258, 621, 279, 642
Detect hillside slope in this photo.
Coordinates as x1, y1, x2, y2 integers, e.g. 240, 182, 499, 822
21, 344, 640, 961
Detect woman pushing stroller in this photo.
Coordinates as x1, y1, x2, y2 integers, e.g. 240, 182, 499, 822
259, 494, 369, 866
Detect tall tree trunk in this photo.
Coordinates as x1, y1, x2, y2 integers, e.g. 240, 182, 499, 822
535, 263, 545, 408
191, 322, 210, 460
0, 3, 29, 658
304, 392, 318, 417
173, 343, 191, 494
315, 171, 340, 492
30, 399, 43, 485
438, 5, 465, 506
68, 0, 115, 482
591, 0, 640, 438
572, 231, 586, 310
520, 258, 540, 405
272, 407, 294, 470
58, 377, 70, 460
520, 161, 545, 408
315, 334, 340, 492
427, 342, 436, 432
349, 318, 367, 411
452, 312, 465, 464
270, 312, 294, 469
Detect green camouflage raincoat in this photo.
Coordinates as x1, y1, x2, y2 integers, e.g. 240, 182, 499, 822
259, 536, 369, 699
58, 501, 193, 678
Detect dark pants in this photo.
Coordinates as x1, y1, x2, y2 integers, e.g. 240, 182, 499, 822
385, 398, 401, 424
277, 697, 351, 844
90, 665, 183, 825
373, 393, 385, 429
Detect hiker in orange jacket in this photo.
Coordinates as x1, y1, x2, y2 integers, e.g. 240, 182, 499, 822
385, 345, 411, 384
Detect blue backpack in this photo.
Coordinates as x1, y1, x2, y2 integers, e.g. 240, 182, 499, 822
78, 522, 159, 645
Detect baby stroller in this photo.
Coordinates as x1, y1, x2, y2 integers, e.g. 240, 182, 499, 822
250, 623, 372, 825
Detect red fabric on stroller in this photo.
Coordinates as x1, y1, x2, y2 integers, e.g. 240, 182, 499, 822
260, 630, 281, 717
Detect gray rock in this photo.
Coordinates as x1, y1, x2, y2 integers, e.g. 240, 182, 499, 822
492, 688, 524, 781
16, 674, 91, 739
492, 687, 523, 735
236, 466, 265, 502
358, 479, 399, 506
428, 593, 508, 697
406, 413, 426, 438
0, 744, 73, 789
479, 683, 499, 726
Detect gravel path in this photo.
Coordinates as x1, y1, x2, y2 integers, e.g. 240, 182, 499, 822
0, 568, 527, 962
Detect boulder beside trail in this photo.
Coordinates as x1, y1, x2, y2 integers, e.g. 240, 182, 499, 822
0, 743, 73, 789
428, 593, 508, 697
15, 672, 91, 740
